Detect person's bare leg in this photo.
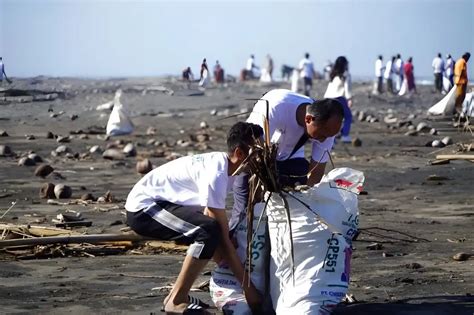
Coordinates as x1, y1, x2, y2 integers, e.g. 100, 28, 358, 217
164, 255, 209, 313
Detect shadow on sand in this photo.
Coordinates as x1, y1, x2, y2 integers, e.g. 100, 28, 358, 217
333, 295, 474, 315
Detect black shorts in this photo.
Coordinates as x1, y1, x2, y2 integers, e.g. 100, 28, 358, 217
127, 200, 221, 259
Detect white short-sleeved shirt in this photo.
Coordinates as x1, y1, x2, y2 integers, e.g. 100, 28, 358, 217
246, 89, 334, 163
375, 59, 384, 77
432, 57, 444, 74
125, 152, 231, 212
246, 58, 254, 71
384, 60, 393, 80
445, 58, 454, 76
324, 72, 352, 100
298, 58, 315, 79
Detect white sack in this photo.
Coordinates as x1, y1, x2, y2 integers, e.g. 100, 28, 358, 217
398, 78, 407, 96
199, 69, 210, 88
428, 86, 456, 115
291, 70, 300, 92
267, 167, 364, 315
210, 203, 268, 315
442, 76, 452, 93
106, 90, 134, 136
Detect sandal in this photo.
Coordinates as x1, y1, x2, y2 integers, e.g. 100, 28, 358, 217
165, 303, 206, 314
161, 295, 210, 312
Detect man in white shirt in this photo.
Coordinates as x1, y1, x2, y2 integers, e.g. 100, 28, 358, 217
298, 53, 316, 97
374, 55, 385, 94
432, 53, 445, 93
126, 122, 264, 314
245, 54, 259, 80
395, 54, 404, 92
232, 89, 343, 228
0, 57, 11, 85
445, 54, 454, 87
384, 56, 395, 94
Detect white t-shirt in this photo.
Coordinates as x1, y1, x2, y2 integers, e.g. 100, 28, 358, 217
432, 57, 444, 74
384, 60, 393, 80
246, 89, 334, 163
125, 152, 231, 212
375, 59, 384, 77
395, 58, 404, 75
445, 58, 454, 76
298, 58, 315, 79
324, 72, 352, 100
246, 57, 255, 71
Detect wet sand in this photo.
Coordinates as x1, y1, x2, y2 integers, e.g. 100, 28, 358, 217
0, 77, 473, 314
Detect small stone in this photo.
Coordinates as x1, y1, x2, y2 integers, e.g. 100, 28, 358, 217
123, 143, 137, 157
146, 127, 157, 135
429, 128, 438, 135
152, 149, 165, 158
210, 109, 218, 116
70, 114, 79, 121
102, 149, 125, 160
452, 252, 470, 261
369, 117, 379, 123
28, 153, 43, 163
405, 262, 423, 269
39, 183, 55, 199
0, 130, 8, 137
431, 140, 445, 148
55, 145, 70, 155
18, 157, 36, 166
136, 159, 153, 174
384, 116, 397, 124
177, 139, 191, 147
46, 131, 55, 139
34, 164, 54, 178
146, 139, 156, 146
0, 145, 13, 156
89, 145, 102, 154
408, 114, 416, 119
352, 138, 362, 147
407, 125, 415, 131
365, 115, 373, 122
54, 184, 72, 199
200, 121, 208, 129
426, 174, 449, 181
79, 134, 89, 140
25, 135, 36, 140
56, 136, 70, 143
416, 122, 430, 132
441, 136, 453, 146
80, 193, 95, 201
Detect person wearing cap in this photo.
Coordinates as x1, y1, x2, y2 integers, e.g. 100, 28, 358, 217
454, 52, 470, 112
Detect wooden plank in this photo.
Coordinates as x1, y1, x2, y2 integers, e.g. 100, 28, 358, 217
435, 154, 474, 160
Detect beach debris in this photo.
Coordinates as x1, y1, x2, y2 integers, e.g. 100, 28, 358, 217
352, 138, 362, 147
435, 154, 474, 161
34, 164, 54, 178
429, 128, 438, 135
441, 136, 453, 146
357, 111, 366, 122
0, 130, 8, 137
123, 143, 137, 157
80, 193, 96, 201
56, 135, 70, 143
426, 175, 449, 181
102, 149, 125, 160
428, 159, 450, 166
54, 184, 72, 199
89, 145, 102, 154
0, 145, 13, 156
106, 90, 134, 136
70, 114, 79, 121
18, 156, 36, 166
416, 122, 430, 132
452, 252, 470, 261
136, 159, 153, 175
25, 134, 36, 140
431, 140, 445, 148
39, 183, 56, 199
405, 262, 422, 269
210, 109, 218, 116
146, 127, 157, 135
404, 130, 418, 136
28, 153, 43, 163
97, 190, 114, 203
200, 121, 209, 129
366, 242, 383, 250
384, 115, 397, 124
55, 145, 71, 155
96, 100, 114, 111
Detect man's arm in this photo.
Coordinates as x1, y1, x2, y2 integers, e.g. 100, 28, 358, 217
204, 207, 262, 309
307, 160, 326, 186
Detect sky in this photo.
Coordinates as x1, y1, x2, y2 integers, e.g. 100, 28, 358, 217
1, 0, 473, 79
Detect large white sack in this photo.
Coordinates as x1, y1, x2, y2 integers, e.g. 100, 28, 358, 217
442, 76, 452, 93
291, 70, 300, 92
106, 90, 134, 136
260, 68, 272, 83
199, 69, 210, 88
210, 203, 268, 315
267, 167, 364, 315
428, 86, 456, 115
398, 78, 407, 96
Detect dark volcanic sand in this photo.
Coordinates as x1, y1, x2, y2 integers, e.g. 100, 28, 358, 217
0, 77, 473, 314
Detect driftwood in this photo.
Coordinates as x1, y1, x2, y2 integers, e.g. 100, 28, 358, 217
435, 154, 474, 160
0, 233, 151, 248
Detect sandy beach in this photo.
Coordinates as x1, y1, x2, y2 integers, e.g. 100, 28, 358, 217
0, 77, 473, 314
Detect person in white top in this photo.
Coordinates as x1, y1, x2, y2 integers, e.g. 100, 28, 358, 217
0, 57, 11, 84
298, 52, 316, 97
232, 89, 343, 227
374, 55, 385, 94
445, 54, 454, 87
384, 56, 396, 94
126, 122, 264, 314
394, 53, 404, 92
432, 53, 445, 93
324, 56, 353, 143
245, 54, 259, 80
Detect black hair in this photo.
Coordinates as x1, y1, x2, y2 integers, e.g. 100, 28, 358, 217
438, 53, 442, 58
227, 122, 263, 153
392, 56, 396, 62
463, 52, 471, 61
306, 99, 344, 124
397, 54, 401, 58
378, 55, 383, 60
408, 57, 413, 63
305, 52, 310, 58
330, 56, 348, 81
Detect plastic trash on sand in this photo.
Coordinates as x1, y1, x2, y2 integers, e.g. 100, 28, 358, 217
267, 167, 364, 315
106, 89, 134, 136
428, 86, 456, 115
199, 69, 210, 88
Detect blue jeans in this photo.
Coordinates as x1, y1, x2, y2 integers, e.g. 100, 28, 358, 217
335, 96, 352, 137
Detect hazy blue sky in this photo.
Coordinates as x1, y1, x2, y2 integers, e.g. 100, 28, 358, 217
1, 0, 473, 79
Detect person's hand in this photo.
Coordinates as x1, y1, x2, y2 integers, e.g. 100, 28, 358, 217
243, 283, 263, 314
348, 99, 353, 108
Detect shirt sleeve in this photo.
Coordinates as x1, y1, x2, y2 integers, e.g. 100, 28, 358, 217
311, 137, 335, 163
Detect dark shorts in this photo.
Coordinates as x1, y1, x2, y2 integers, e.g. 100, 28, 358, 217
127, 200, 221, 259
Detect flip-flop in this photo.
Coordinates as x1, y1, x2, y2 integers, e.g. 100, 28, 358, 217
165, 302, 206, 314
161, 295, 210, 312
